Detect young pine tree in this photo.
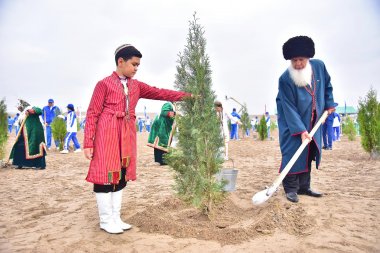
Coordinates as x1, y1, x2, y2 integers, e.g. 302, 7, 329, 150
357, 87, 380, 159
257, 115, 268, 141
240, 104, 252, 138
0, 99, 8, 161
165, 13, 225, 214
342, 116, 356, 141
51, 117, 67, 151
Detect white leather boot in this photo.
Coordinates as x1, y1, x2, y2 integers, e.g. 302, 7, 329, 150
95, 192, 124, 234
112, 190, 132, 230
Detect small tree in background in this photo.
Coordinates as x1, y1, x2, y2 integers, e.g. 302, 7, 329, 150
51, 117, 66, 151
256, 115, 268, 141
270, 120, 277, 132
0, 98, 8, 161
240, 104, 252, 138
342, 116, 356, 141
165, 13, 225, 215
357, 87, 380, 159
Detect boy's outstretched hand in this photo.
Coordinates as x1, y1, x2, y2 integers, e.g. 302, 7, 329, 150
84, 148, 93, 160
191, 94, 201, 99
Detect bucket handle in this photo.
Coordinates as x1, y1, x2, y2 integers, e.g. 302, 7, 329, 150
224, 158, 235, 169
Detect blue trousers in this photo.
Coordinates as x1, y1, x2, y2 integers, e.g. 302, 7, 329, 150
8, 125, 13, 133
230, 124, 238, 139
63, 132, 81, 150
322, 123, 334, 148
46, 125, 60, 148
333, 127, 340, 141
146, 125, 151, 132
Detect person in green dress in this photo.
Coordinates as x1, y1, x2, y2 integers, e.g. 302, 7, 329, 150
147, 102, 176, 165
9, 99, 47, 169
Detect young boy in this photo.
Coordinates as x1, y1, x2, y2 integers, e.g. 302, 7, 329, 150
60, 104, 81, 154
84, 44, 191, 234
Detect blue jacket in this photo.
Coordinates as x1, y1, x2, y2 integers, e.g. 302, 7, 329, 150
276, 59, 335, 174
8, 117, 14, 126
325, 112, 335, 125
231, 111, 241, 120
42, 105, 60, 124
333, 112, 340, 122
65, 111, 78, 132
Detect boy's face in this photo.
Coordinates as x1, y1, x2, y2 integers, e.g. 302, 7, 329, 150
118, 57, 140, 78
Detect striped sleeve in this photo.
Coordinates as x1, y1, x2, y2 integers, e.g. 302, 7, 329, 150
84, 81, 107, 148
137, 81, 190, 102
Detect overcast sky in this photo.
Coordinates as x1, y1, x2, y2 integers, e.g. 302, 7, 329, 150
0, 0, 379, 115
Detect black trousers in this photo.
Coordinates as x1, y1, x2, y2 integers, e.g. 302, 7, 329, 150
154, 148, 167, 165
93, 168, 127, 193
283, 140, 317, 193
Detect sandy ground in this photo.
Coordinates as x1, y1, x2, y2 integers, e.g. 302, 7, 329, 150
0, 130, 379, 253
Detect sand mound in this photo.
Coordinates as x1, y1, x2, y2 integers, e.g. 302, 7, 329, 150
130, 195, 315, 244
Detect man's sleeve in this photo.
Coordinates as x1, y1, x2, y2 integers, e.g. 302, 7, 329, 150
322, 63, 335, 110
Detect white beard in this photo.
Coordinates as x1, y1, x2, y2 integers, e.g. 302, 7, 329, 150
288, 62, 312, 87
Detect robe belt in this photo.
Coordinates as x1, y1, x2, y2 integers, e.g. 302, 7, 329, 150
102, 108, 132, 184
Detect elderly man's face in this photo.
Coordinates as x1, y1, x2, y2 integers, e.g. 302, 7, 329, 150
291, 57, 309, 70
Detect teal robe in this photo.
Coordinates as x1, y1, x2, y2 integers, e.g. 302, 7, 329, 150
276, 59, 335, 174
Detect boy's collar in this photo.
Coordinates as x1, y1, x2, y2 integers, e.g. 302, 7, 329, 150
113, 71, 128, 80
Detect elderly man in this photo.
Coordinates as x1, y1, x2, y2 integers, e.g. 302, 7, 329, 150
276, 36, 336, 203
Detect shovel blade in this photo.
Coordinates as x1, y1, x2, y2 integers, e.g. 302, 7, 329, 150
252, 188, 274, 205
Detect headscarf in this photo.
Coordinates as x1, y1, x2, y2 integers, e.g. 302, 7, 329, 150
17, 99, 30, 112
148, 103, 175, 149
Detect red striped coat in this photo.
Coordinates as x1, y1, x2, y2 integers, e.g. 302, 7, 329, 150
84, 71, 189, 184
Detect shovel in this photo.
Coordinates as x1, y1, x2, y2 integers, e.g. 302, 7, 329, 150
252, 111, 328, 205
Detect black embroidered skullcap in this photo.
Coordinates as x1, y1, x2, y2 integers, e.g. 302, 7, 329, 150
282, 36, 315, 60
114, 44, 142, 64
